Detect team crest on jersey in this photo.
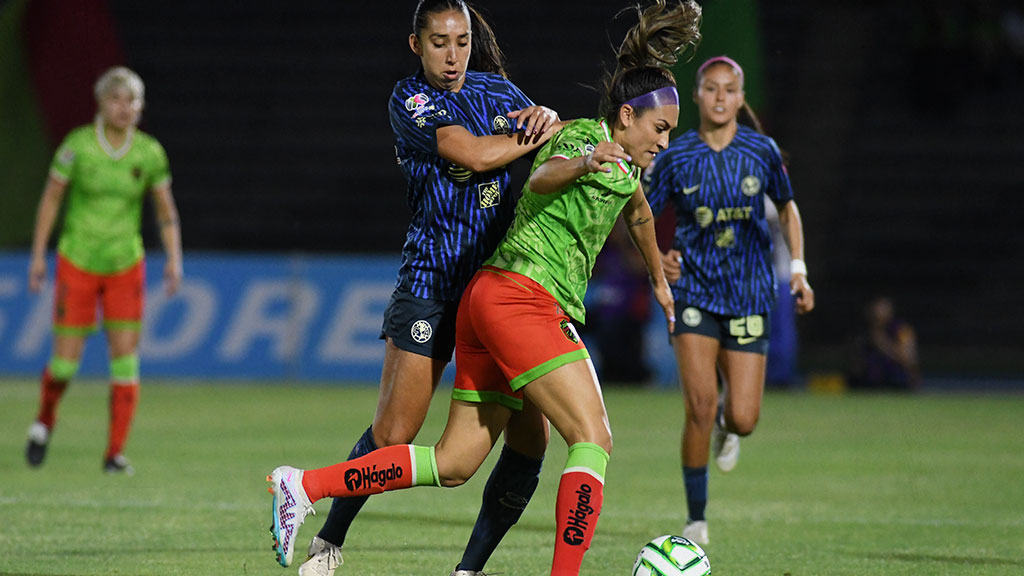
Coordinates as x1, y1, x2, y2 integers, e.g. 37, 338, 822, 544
492, 115, 512, 135
410, 320, 433, 343
132, 166, 142, 180
449, 164, 474, 182
682, 307, 702, 327
741, 175, 761, 197
478, 181, 501, 208
715, 226, 736, 248
58, 147, 75, 166
559, 319, 579, 344
694, 206, 714, 229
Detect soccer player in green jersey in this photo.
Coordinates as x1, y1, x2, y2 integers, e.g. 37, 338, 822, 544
267, 2, 701, 574
25, 66, 183, 474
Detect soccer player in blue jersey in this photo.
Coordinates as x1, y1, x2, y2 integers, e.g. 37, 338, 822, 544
291, 2, 561, 575
645, 55, 815, 546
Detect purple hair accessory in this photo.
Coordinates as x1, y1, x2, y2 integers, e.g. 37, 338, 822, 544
696, 55, 744, 81
623, 86, 679, 109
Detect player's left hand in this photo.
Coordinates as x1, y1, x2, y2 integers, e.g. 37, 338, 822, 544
164, 259, 182, 296
507, 105, 559, 140
791, 274, 814, 314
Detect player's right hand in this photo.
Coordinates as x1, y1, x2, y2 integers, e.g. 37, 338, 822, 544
28, 255, 46, 293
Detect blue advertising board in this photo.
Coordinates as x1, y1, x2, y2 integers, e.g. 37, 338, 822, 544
0, 252, 680, 384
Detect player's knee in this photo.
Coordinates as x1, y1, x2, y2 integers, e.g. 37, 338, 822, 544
110, 354, 139, 384
686, 394, 718, 430
372, 423, 418, 447
728, 411, 759, 436
48, 356, 81, 381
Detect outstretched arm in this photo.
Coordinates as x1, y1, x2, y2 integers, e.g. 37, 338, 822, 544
622, 184, 675, 333
28, 177, 67, 293
151, 184, 183, 296
776, 199, 814, 314
436, 105, 560, 173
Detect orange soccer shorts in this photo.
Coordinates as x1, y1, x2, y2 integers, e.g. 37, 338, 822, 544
54, 254, 145, 334
452, 265, 590, 410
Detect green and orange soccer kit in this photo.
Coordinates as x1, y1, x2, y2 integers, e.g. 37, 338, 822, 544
49, 122, 170, 334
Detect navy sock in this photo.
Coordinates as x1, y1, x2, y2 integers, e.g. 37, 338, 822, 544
457, 444, 543, 571
683, 466, 708, 522
316, 426, 378, 546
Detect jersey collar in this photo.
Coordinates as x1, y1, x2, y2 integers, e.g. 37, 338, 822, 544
94, 116, 135, 160
599, 120, 633, 176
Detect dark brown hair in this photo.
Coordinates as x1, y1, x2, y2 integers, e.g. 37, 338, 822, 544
601, 0, 702, 123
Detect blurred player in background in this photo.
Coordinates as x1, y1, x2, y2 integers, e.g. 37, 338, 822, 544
293, 1, 562, 575
645, 55, 814, 545
267, 2, 700, 575
25, 66, 182, 475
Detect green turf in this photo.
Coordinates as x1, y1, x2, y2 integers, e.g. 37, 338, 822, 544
1, 379, 1022, 575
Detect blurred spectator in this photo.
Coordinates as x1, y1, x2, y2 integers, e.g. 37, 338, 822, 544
847, 296, 921, 391
580, 220, 653, 385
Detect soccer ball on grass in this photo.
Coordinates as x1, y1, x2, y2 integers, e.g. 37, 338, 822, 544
632, 534, 711, 576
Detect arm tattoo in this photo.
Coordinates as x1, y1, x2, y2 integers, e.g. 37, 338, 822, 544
627, 216, 651, 228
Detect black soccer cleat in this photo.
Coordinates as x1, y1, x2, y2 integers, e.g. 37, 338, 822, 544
103, 454, 135, 475
25, 422, 50, 468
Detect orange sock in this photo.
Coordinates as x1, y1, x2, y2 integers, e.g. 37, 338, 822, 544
301, 444, 439, 503
106, 384, 139, 459
551, 443, 608, 576
36, 368, 68, 430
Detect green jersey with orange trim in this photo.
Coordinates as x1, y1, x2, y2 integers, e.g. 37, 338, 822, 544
50, 123, 171, 274
486, 118, 640, 323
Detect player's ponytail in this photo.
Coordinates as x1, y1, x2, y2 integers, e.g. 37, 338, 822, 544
465, 4, 507, 77
601, 0, 702, 123
412, 0, 507, 78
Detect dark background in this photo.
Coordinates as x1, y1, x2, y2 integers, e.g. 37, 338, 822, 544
5, 0, 1024, 379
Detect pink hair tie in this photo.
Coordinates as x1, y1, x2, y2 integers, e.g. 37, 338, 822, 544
696, 55, 744, 81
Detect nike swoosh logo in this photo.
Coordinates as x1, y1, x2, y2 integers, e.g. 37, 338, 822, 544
683, 185, 700, 195
737, 336, 758, 345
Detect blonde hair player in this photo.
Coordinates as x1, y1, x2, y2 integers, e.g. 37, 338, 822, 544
26, 66, 183, 474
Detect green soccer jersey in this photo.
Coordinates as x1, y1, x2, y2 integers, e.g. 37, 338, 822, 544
50, 123, 171, 274
486, 118, 640, 323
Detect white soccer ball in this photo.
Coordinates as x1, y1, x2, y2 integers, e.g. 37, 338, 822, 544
632, 534, 711, 576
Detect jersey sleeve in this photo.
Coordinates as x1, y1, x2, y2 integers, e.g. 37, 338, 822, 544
148, 138, 172, 190
389, 83, 455, 155
764, 137, 794, 204
48, 132, 78, 183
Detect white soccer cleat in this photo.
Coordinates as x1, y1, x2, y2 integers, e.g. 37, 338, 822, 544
711, 417, 740, 473
267, 466, 315, 567
298, 536, 342, 576
682, 519, 709, 546
450, 570, 488, 576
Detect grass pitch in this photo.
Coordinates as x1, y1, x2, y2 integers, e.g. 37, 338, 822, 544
1, 379, 1022, 575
